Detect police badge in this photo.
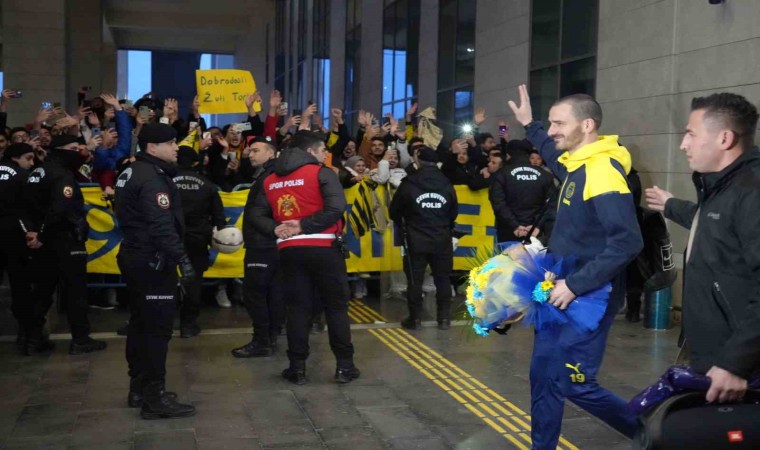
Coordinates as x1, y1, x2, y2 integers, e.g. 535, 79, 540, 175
156, 192, 170, 209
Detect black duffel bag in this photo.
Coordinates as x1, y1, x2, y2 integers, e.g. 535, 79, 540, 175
634, 390, 760, 449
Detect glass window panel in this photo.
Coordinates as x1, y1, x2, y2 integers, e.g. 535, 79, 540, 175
393, 50, 407, 100
529, 66, 558, 124
454, 89, 473, 125
530, 0, 560, 68
561, 0, 597, 59
392, 102, 405, 120
382, 49, 394, 104
560, 57, 596, 97
382, 103, 393, 117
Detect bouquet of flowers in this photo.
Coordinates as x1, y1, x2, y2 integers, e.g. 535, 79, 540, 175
465, 242, 611, 336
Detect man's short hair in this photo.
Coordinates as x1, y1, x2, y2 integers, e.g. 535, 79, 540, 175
10, 127, 29, 137
370, 136, 385, 144
555, 94, 603, 130
409, 136, 424, 148
691, 93, 759, 149
477, 132, 494, 144
289, 130, 325, 152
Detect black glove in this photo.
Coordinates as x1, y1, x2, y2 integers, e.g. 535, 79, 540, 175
178, 254, 197, 285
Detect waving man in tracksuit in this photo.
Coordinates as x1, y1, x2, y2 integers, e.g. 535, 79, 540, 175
509, 85, 643, 449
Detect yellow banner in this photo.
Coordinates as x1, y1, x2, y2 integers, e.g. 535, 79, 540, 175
83, 185, 497, 278
195, 69, 261, 114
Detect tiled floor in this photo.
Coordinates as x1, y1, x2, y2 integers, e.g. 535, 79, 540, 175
0, 280, 679, 449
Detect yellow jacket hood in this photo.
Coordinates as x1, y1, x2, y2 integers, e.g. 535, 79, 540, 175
558, 135, 632, 175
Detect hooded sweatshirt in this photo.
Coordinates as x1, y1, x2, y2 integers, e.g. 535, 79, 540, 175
525, 122, 643, 298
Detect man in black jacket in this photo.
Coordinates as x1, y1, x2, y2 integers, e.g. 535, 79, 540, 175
232, 136, 285, 358
250, 131, 357, 385
489, 143, 556, 243
115, 124, 196, 419
0, 144, 36, 352
173, 145, 227, 338
23, 135, 107, 355
646, 92, 760, 403
389, 146, 459, 330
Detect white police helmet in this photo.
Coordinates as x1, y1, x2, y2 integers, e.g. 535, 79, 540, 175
212, 226, 244, 254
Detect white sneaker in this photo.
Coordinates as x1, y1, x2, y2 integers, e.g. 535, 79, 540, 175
215, 285, 232, 308
106, 288, 119, 306
422, 275, 436, 294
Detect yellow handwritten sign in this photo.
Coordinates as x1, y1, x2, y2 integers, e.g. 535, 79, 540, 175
195, 69, 261, 114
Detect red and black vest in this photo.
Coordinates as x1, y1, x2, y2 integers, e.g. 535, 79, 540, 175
264, 164, 341, 249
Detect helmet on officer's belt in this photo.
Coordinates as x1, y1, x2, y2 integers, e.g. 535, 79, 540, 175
212, 227, 244, 254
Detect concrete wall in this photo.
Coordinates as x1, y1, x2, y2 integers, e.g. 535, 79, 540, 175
597, 0, 760, 309
1, 0, 67, 126
234, 0, 273, 101
473, 0, 531, 138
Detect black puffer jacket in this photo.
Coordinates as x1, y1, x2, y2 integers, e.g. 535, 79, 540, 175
389, 165, 458, 254
243, 158, 277, 249
664, 149, 760, 378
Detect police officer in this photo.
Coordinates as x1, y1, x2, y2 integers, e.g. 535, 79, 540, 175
250, 131, 358, 385
23, 135, 107, 355
232, 136, 285, 358
0, 144, 35, 352
489, 140, 556, 243
389, 146, 458, 330
115, 124, 196, 419
173, 145, 226, 338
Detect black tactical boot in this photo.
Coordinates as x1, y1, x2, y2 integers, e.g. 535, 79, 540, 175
69, 337, 106, 355
180, 323, 201, 338
281, 360, 307, 385
128, 376, 178, 408
231, 335, 273, 358
437, 319, 451, 330
24, 329, 55, 355
400, 316, 422, 330
140, 382, 196, 419
335, 365, 361, 384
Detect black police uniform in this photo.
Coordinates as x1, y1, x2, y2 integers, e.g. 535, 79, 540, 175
173, 156, 226, 336
0, 148, 34, 350
250, 144, 357, 384
488, 151, 557, 243
115, 125, 195, 419
23, 145, 105, 354
233, 156, 286, 357
389, 154, 459, 329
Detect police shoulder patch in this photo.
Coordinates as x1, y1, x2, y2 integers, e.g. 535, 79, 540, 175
63, 185, 74, 198
156, 192, 170, 209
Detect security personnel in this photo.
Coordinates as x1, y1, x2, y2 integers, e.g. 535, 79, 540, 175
232, 136, 285, 358
0, 144, 35, 352
250, 131, 358, 385
23, 135, 106, 355
115, 124, 196, 419
389, 146, 458, 330
489, 140, 556, 243
173, 145, 226, 338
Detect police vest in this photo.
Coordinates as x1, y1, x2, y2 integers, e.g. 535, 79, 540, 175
264, 164, 341, 249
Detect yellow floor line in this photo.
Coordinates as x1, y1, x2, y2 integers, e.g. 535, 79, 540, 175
366, 326, 580, 450
348, 306, 373, 323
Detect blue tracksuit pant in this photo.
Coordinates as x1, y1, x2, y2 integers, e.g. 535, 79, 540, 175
529, 300, 638, 449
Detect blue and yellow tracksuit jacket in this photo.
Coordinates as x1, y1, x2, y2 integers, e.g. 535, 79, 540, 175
525, 121, 642, 298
